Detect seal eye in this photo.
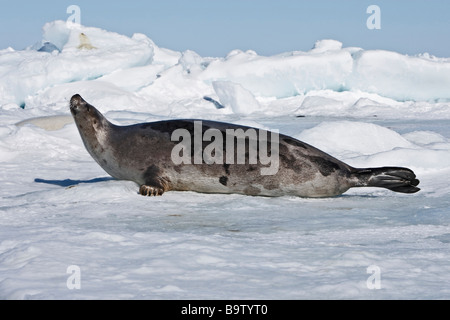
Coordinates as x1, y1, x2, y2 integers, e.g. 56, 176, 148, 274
86, 105, 90, 112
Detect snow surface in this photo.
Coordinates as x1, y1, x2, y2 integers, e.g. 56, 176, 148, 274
1, 21, 450, 299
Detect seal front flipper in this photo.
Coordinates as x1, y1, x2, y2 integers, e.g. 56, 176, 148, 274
139, 185, 165, 196
138, 165, 171, 196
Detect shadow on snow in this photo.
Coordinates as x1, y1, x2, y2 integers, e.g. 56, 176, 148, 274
34, 177, 115, 187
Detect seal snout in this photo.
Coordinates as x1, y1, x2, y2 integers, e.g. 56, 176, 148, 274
70, 94, 86, 115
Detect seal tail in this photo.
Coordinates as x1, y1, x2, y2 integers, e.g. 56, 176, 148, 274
354, 167, 420, 194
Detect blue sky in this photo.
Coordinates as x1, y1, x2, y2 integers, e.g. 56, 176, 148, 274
1, 0, 449, 57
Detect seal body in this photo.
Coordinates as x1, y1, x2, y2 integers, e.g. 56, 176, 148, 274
70, 94, 420, 197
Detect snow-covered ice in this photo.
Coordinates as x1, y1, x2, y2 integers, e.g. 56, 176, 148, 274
1, 21, 450, 299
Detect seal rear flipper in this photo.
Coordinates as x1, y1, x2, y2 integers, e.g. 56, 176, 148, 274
355, 167, 420, 194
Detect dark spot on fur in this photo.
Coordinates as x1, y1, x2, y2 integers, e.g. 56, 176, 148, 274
223, 163, 230, 175
283, 138, 307, 149
277, 144, 305, 173
307, 156, 340, 176
263, 179, 280, 190
243, 185, 261, 196
219, 176, 228, 186
143, 120, 198, 134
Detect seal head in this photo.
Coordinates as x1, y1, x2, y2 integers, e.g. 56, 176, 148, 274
70, 94, 112, 158
70, 94, 121, 179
